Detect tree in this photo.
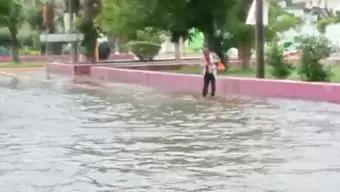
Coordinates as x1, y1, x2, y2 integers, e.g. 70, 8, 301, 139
97, 0, 142, 40
224, 0, 253, 68
224, 0, 300, 69
298, 36, 333, 82
0, 0, 10, 15
97, 0, 300, 67
64, 0, 80, 14
267, 0, 301, 40
317, 15, 340, 33
78, 0, 102, 62
0, 0, 24, 63
97, 0, 237, 65
27, 0, 44, 32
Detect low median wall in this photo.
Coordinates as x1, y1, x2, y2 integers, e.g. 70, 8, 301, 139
47, 62, 340, 103
91, 66, 340, 103
0, 54, 134, 63
47, 62, 92, 76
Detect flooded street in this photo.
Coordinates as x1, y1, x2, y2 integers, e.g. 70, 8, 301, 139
1, 75, 340, 192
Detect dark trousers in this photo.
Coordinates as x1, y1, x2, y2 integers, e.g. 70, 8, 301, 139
203, 73, 216, 97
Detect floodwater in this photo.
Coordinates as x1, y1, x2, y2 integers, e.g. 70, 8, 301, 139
1, 74, 340, 192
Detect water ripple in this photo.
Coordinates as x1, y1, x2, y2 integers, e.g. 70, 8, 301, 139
1, 79, 340, 191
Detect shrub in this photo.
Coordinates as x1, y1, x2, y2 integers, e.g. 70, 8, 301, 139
98, 41, 111, 60
16, 27, 41, 50
0, 46, 10, 56
135, 27, 164, 44
317, 16, 340, 33
19, 48, 40, 56
298, 36, 333, 82
267, 43, 293, 79
317, 17, 334, 33
0, 28, 12, 47
127, 41, 161, 61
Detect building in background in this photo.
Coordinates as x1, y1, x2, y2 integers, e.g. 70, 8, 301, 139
280, 0, 340, 50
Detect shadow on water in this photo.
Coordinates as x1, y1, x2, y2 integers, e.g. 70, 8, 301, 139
1, 74, 340, 191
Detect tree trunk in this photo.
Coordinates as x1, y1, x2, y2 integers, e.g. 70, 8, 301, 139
80, 0, 101, 63
238, 44, 251, 69
174, 40, 181, 60
180, 37, 185, 57
114, 38, 120, 54
9, 26, 20, 63
11, 44, 20, 63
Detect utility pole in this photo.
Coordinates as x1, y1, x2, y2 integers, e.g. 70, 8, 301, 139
68, 0, 78, 64
256, 0, 265, 78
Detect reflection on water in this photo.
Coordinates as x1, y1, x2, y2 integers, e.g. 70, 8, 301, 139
1, 76, 340, 192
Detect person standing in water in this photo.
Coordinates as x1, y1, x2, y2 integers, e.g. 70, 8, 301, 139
202, 48, 218, 97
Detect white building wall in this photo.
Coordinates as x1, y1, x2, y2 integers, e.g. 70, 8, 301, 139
292, 0, 340, 9
325, 24, 340, 47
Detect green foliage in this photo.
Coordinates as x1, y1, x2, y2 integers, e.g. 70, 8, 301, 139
224, 0, 253, 46
267, 43, 292, 79
84, 0, 102, 19
0, 28, 12, 47
267, 0, 301, 40
26, 6, 44, 31
18, 29, 36, 47
224, 0, 300, 50
97, 0, 236, 61
187, 28, 204, 52
19, 48, 40, 56
127, 41, 161, 61
0, 0, 10, 16
97, 0, 301, 64
64, 0, 81, 13
96, 0, 145, 39
135, 27, 164, 44
317, 16, 340, 33
0, 27, 39, 49
77, 18, 98, 58
0, 0, 24, 62
0, 46, 10, 56
77, 0, 102, 61
298, 36, 333, 82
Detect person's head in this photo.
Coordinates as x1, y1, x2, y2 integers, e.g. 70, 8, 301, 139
203, 48, 210, 56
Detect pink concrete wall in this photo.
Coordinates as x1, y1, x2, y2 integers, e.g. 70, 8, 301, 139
220, 78, 340, 102
47, 63, 93, 76
47, 63, 75, 75
90, 66, 340, 103
107, 53, 135, 61
0, 55, 71, 63
46, 63, 340, 103
0, 56, 46, 63
0, 54, 134, 63
91, 67, 149, 85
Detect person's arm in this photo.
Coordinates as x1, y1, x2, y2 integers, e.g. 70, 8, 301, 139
201, 56, 207, 75
201, 55, 207, 67
212, 52, 220, 64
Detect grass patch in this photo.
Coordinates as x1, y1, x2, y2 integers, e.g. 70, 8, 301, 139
170, 66, 267, 78
170, 65, 340, 83
0, 62, 46, 68
330, 65, 340, 83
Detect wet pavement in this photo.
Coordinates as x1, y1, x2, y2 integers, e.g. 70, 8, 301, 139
1, 74, 340, 192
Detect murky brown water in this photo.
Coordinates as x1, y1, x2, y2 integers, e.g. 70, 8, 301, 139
1, 75, 340, 192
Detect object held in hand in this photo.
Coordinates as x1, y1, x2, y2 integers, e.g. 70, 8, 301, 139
217, 62, 226, 73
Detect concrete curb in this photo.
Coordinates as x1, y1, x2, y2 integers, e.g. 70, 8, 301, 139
47, 62, 340, 103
